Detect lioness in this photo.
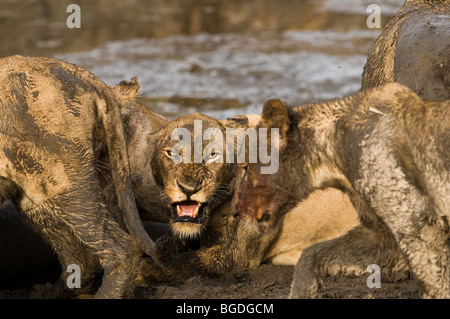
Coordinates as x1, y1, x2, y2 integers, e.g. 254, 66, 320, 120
137, 113, 279, 281
233, 83, 450, 298
362, 0, 449, 100
0, 55, 158, 298
137, 112, 358, 283
0, 76, 170, 293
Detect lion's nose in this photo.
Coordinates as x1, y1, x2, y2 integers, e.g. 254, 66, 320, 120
177, 178, 202, 198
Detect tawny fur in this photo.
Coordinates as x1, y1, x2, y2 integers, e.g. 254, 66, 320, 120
0, 56, 158, 298
233, 83, 449, 299
138, 112, 358, 283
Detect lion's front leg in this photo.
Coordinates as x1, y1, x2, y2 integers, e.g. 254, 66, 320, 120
289, 225, 408, 299
20, 197, 101, 298
139, 245, 231, 284
155, 233, 180, 266
139, 223, 241, 284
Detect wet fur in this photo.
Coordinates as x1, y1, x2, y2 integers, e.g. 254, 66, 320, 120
362, 0, 449, 100
233, 83, 449, 298
0, 56, 157, 298
0, 74, 358, 288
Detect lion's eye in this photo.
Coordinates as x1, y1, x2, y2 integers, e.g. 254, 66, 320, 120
164, 149, 173, 158
205, 150, 221, 164
165, 148, 184, 159
164, 147, 185, 163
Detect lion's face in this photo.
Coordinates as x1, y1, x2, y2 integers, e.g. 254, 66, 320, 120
151, 113, 238, 240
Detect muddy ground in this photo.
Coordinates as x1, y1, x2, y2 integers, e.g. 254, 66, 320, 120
0, 262, 419, 299
144, 263, 420, 299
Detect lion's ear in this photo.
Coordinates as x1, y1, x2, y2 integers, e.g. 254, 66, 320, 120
113, 77, 140, 100
261, 99, 290, 143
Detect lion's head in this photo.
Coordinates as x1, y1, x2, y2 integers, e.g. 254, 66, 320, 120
150, 113, 250, 240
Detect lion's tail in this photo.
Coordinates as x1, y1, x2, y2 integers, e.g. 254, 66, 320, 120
97, 88, 157, 259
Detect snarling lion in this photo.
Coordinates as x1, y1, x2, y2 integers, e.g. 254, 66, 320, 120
137, 112, 358, 283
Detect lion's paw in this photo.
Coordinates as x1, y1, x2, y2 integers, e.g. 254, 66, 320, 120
155, 234, 179, 266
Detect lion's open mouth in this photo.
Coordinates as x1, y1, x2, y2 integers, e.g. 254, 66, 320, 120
170, 201, 206, 224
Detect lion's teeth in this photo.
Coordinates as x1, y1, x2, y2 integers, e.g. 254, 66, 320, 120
176, 202, 201, 217
192, 206, 199, 217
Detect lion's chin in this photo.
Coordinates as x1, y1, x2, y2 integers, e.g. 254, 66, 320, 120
171, 222, 204, 240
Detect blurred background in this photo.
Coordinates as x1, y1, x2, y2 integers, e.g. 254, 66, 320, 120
0, 0, 404, 119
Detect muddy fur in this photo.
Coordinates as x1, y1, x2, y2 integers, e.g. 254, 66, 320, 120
137, 113, 280, 282
81, 106, 357, 284
0, 76, 169, 293
232, 83, 450, 298
0, 84, 278, 289
362, 0, 449, 100
0, 56, 159, 298
136, 112, 359, 284
98, 78, 169, 226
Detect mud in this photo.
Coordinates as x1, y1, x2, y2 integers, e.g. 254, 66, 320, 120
0, 261, 419, 299
144, 264, 419, 299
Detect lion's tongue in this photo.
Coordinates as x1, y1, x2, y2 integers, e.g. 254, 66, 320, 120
177, 203, 200, 218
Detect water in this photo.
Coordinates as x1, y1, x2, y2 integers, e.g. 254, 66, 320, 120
54, 30, 378, 120
54, 0, 404, 120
